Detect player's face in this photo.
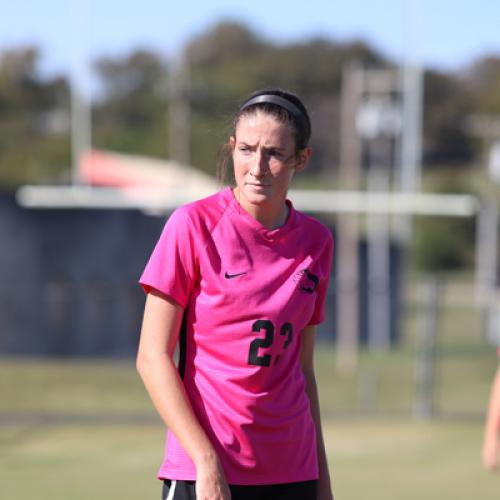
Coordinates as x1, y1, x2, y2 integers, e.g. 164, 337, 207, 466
230, 111, 310, 214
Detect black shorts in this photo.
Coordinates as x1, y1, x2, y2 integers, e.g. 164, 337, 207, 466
162, 478, 317, 500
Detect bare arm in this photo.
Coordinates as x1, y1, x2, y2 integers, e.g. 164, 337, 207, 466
301, 325, 334, 500
483, 364, 500, 470
136, 289, 230, 499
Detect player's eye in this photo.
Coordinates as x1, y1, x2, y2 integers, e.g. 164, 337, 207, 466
268, 149, 285, 161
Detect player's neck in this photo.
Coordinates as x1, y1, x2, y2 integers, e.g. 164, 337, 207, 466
246, 200, 289, 230
232, 187, 289, 230
260, 206, 288, 230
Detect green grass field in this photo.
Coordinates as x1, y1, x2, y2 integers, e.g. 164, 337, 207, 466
1, 299, 500, 499
1, 417, 498, 500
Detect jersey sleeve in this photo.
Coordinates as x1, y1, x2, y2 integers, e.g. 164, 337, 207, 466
139, 207, 198, 309
308, 231, 334, 325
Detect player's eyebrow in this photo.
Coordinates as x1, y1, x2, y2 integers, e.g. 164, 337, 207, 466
236, 140, 288, 153
236, 140, 256, 148
263, 145, 286, 152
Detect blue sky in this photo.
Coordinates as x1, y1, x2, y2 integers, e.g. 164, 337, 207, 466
2, 0, 500, 77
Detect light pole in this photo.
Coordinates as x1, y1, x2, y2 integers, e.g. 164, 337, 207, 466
168, 48, 191, 166
70, 0, 92, 186
356, 70, 402, 350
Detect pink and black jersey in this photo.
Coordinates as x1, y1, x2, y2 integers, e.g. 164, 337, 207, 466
140, 187, 333, 485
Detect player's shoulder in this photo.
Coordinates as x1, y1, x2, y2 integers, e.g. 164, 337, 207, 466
295, 209, 333, 243
173, 188, 228, 231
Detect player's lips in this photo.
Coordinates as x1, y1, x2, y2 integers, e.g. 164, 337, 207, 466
246, 182, 271, 188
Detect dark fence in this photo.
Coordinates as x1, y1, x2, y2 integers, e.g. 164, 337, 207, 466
0, 191, 160, 357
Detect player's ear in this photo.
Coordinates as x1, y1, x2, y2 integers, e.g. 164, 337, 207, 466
294, 146, 312, 173
229, 136, 236, 152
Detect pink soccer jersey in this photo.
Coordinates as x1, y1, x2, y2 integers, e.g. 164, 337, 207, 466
140, 187, 333, 485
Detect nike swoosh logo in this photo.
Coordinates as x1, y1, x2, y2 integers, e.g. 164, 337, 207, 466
224, 271, 247, 279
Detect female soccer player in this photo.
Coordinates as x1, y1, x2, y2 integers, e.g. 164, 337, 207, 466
137, 89, 334, 499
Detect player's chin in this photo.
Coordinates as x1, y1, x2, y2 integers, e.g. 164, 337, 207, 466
243, 184, 272, 201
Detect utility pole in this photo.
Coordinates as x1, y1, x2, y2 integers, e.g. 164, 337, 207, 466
469, 115, 500, 343
336, 62, 363, 372
70, 0, 91, 186
357, 69, 402, 350
414, 276, 440, 419
396, 0, 423, 243
168, 49, 191, 166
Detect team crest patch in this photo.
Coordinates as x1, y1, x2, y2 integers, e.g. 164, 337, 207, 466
293, 268, 319, 294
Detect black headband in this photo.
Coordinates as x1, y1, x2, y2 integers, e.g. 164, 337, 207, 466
239, 94, 310, 138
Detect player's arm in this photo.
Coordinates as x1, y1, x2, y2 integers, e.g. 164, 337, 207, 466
301, 324, 334, 500
483, 363, 500, 470
136, 289, 230, 499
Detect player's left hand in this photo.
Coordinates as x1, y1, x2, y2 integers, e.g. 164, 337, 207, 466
482, 439, 499, 471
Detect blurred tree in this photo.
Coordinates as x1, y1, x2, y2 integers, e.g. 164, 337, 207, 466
422, 69, 474, 167
412, 171, 477, 271
413, 216, 475, 271
92, 49, 168, 157
0, 46, 70, 186
464, 55, 500, 114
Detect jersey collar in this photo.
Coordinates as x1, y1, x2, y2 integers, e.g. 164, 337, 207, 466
223, 187, 297, 241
